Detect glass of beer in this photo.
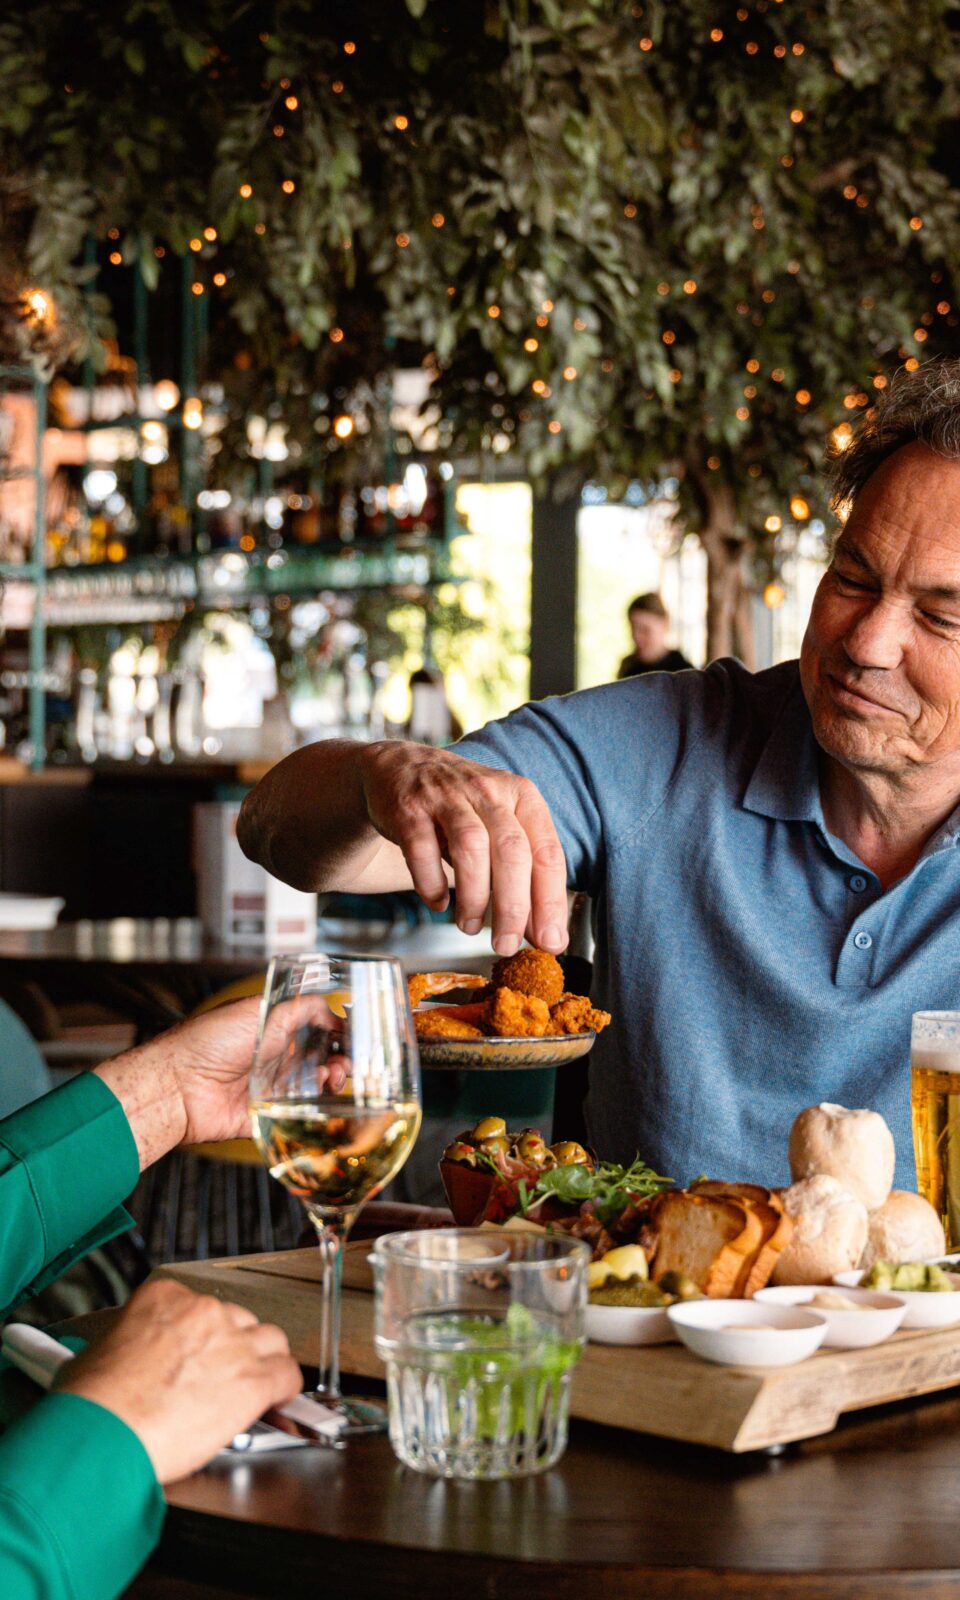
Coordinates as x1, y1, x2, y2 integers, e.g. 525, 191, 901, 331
911, 1011, 960, 1248
250, 953, 422, 1434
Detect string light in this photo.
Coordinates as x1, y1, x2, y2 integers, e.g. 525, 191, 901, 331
329, 326, 344, 342
542, 299, 554, 312
744, 385, 757, 398
831, 422, 854, 450
707, 455, 721, 469
789, 108, 805, 124
795, 389, 811, 405
624, 202, 638, 218
774, 43, 786, 57
24, 289, 53, 324
937, 301, 951, 314
548, 419, 562, 432
790, 496, 810, 520
736, 405, 750, 420
255, 222, 266, 235
396, 232, 410, 247
536, 313, 549, 327
141, 420, 165, 443
191, 282, 204, 296
764, 515, 782, 533
183, 398, 203, 430
563, 366, 577, 380
909, 216, 923, 230
639, 36, 653, 50
669, 368, 682, 383
285, 95, 299, 110
431, 213, 445, 227
746, 40, 759, 54
487, 304, 500, 318
239, 184, 253, 198
683, 279, 697, 294
344, 40, 356, 53
203, 227, 217, 241
109, 251, 122, 265
905, 356, 920, 371
763, 582, 786, 609
107, 227, 120, 240
189, 238, 202, 251
915, 328, 929, 342
873, 374, 888, 389
154, 246, 165, 258
573, 317, 587, 330
273, 124, 285, 137
213, 272, 227, 287
532, 379, 547, 394
746, 358, 760, 373
282, 179, 296, 193
657, 281, 670, 295
333, 414, 355, 439
524, 338, 539, 352
154, 380, 180, 411
771, 368, 784, 382
710, 28, 724, 41
792, 42, 805, 54
332, 81, 344, 93
394, 115, 409, 131
662, 330, 676, 345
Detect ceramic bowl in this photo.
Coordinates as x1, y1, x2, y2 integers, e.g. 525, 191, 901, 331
755, 1284, 906, 1348
666, 1298, 827, 1367
585, 1302, 675, 1346
833, 1269, 960, 1329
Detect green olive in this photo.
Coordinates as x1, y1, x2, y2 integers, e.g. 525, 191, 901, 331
479, 1135, 511, 1158
550, 1140, 591, 1167
472, 1116, 507, 1141
443, 1140, 478, 1166
513, 1129, 555, 1168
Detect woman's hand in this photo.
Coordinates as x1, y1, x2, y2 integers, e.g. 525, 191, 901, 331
57, 1278, 301, 1484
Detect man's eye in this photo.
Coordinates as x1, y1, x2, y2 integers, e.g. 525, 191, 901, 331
922, 610, 960, 631
833, 568, 870, 591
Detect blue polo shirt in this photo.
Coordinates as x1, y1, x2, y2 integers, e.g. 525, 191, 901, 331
454, 658, 960, 1189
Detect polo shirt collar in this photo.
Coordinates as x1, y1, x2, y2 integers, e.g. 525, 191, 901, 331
742, 679, 824, 825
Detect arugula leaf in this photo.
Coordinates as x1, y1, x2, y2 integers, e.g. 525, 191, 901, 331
532, 1154, 673, 1225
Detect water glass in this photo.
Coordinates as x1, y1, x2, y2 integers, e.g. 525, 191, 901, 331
372, 1228, 588, 1479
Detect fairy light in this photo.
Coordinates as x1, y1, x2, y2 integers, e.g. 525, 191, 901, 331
344, 40, 356, 53
624, 202, 638, 218
736, 405, 750, 420
563, 366, 577, 380
396, 232, 410, 248
792, 42, 805, 54
683, 279, 697, 294
524, 338, 539, 352
710, 28, 724, 41
771, 368, 784, 382
905, 356, 920, 371
332, 80, 344, 93
707, 455, 721, 469
790, 496, 810, 520
239, 184, 253, 198
548, 419, 562, 432
282, 179, 295, 194
487, 304, 500, 318
154, 246, 165, 258
285, 95, 299, 110
24, 289, 53, 324
107, 228, 120, 240
789, 108, 805, 124
154, 379, 180, 411
746, 358, 760, 373
431, 213, 445, 227
542, 299, 554, 312
191, 282, 204, 296
109, 251, 122, 265
744, 385, 757, 398
662, 330, 676, 345
937, 301, 951, 314
856, 195, 869, 209
795, 389, 811, 405
915, 328, 929, 342
873, 374, 888, 389
909, 216, 923, 230
203, 226, 217, 241
746, 41, 759, 54
843, 184, 857, 200
536, 313, 549, 327
669, 368, 682, 383
639, 36, 653, 50
255, 222, 266, 235
774, 43, 786, 57
532, 379, 547, 395
657, 281, 670, 295
182, 398, 203, 430
831, 422, 854, 450
764, 515, 782, 533
273, 124, 285, 137
763, 582, 786, 609
394, 115, 409, 131
141, 420, 165, 443
333, 414, 355, 439
189, 238, 202, 252
574, 317, 587, 330
213, 272, 227, 287
329, 326, 344, 342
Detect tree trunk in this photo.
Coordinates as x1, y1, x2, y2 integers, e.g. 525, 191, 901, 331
699, 484, 755, 667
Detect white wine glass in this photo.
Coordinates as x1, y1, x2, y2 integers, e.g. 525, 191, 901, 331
250, 952, 421, 1435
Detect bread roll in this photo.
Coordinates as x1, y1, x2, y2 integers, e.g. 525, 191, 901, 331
771, 1174, 869, 1285
859, 1190, 946, 1270
788, 1103, 895, 1210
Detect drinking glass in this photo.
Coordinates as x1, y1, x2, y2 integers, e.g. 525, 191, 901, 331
912, 1011, 960, 1248
250, 953, 421, 1434
372, 1228, 588, 1478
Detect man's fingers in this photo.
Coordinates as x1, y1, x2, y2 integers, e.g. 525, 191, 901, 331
471, 799, 533, 957
516, 784, 569, 953
433, 803, 492, 932
399, 819, 449, 910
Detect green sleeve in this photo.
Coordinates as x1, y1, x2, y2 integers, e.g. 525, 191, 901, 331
0, 1075, 140, 1319
0, 1393, 164, 1600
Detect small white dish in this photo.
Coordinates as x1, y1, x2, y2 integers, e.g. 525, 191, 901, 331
833, 1270, 960, 1329
586, 1302, 675, 1346
755, 1285, 906, 1348
666, 1299, 826, 1367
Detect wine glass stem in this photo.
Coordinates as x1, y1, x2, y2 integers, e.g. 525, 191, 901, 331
314, 1218, 347, 1402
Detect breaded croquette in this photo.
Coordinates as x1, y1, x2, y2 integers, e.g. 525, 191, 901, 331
414, 1011, 485, 1040
549, 993, 612, 1036
490, 948, 564, 1008
484, 986, 551, 1038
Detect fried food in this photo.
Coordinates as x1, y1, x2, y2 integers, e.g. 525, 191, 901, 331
414, 1010, 485, 1040
407, 970, 488, 1009
549, 992, 611, 1036
484, 986, 551, 1038
491, 948, 565, 1008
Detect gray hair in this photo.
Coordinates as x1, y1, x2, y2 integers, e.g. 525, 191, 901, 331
830, 358, 960, 509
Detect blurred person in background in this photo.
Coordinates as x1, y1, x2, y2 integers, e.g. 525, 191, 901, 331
616, 592, 694, 679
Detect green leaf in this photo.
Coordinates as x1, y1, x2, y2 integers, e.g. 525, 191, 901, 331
123, 41, 145, 75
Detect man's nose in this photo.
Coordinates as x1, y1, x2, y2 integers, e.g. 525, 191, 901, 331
842, 597, 906, 671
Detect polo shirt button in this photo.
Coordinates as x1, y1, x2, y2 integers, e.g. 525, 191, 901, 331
853, 930, 873, 950
849, 874, 868, 893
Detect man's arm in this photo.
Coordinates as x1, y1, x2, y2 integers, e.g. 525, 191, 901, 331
238, 737, 570, 956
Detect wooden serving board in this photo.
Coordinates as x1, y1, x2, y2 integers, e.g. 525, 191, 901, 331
156, 1244, 960, 1454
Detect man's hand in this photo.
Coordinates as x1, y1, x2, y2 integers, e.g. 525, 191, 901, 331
56, 1278, 301, 1484
359, 742, 568, 956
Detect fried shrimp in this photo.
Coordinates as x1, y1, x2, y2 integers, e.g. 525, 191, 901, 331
490, 948, 565, 1007
484, 986, 552, 1039
414, 1011, 485, 1040
549, 993, 611, 1036
407, 971, 488, 1009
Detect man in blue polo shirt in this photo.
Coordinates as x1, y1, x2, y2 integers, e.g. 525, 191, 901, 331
240, 362, 960, 1188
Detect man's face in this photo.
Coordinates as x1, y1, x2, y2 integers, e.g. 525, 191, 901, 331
630, 610, 669, 662
800, 442, 960, 778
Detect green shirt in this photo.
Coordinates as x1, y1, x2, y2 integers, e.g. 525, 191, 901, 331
0, 1073, 166, 1599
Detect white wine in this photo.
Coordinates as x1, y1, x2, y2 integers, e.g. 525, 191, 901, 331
251, 1098, 422, 1211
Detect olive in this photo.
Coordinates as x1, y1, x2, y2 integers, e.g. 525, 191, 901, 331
443, 1140, 477, 1166
550, 1140, 591, 1167
479, 1135, 511, 1158
472, 1116, 507, 1141
512, 1129, 556, 1169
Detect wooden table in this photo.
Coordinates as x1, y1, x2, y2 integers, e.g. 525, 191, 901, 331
111, 1248, 960, 1600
